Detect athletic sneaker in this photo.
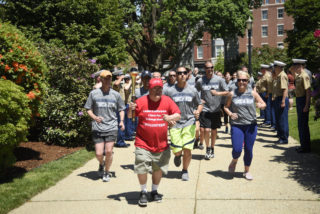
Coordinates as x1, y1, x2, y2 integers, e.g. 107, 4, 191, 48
102, 172, 110, 182
174, 155, 182, 167
181, 172, 189, 181
138, 191, 148, 207
210, 148, 215, 158
98, 163, 104, 177
198, 144, 204, 150
204, 148, 211, 160
151, 190, 162, 202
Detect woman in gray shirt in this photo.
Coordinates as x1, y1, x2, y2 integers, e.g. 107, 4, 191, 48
224, 71, 266, 180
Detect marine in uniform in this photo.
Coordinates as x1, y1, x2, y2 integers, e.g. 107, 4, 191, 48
291, 59, 312, 153
273, 61, 289, 144
260, 64, 273, 126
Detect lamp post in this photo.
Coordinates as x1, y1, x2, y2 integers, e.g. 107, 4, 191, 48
246, 17, 253, 75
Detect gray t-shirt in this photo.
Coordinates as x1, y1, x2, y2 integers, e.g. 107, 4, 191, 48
163, 82, 175, 91
196, 75, 227, 113
230, 87, 256, 125
187, 75, 196, 86
164, 84, 201, 128
221, 80, 233, 105
135, 86, 149, 99
84, 88, 126, 132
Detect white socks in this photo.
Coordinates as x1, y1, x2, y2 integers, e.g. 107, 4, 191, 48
140, 184, 147, 193
140, 184, 158, 192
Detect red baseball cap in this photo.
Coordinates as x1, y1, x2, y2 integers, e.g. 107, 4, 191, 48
149, 78, 163, 89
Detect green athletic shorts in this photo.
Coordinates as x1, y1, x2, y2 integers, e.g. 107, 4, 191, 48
134, 147, 171, 175
169, 124, 196, 154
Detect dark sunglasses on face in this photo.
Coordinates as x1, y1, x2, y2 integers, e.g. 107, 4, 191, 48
169, 74, 176, 77
205, 66, 214, 69
237, 79, 248, 83
177, 71, 188, 75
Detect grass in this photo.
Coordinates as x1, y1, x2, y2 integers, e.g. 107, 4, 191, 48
288, 104, 320, 156
0, 149, 94, 214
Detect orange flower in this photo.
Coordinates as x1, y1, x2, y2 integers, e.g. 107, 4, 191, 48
1, 76, 6, 80
19, 64, 28, 71
12, 61, 18, 68
18, 46, 23, 50
5, 65, 10, 72
27, 91, 36, 100
9, 49, 13, 53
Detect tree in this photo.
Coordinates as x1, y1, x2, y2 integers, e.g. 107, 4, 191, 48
120, 0, 207, 72
3, 0, 127, 68
205, 0, 261, 74
284, 0, 320, 71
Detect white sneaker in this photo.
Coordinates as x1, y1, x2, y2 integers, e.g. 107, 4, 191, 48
102, 172, 110, 182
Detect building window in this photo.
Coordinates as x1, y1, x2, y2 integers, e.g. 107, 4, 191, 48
277, 25, 284, 36
215, 45, 224, 57
265, 0, 269, 4
277, 42, 284, 49
262, 26, 268, 37
276, 0, 281, 3
278, 8, 284, 19
262, 10, 268, 20
197, 46, 203, 59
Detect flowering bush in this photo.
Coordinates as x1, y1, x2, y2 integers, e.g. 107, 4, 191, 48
0, 80, 31, 175
38, 44, 98, 146
312, 29, 320, 120
0, 22, 47, 117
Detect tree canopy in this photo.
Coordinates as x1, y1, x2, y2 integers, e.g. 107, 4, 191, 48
285, 0, 320, 71
3, 0, 127, 68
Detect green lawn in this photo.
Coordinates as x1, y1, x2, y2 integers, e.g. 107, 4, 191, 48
288, 104, 320, 156
0, 149, 94, 214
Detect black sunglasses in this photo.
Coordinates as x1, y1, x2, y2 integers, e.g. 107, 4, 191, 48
205, 66, 214, 69
237, 79, 248, 83
169, 74, 176, 77
177, 71, 188, 75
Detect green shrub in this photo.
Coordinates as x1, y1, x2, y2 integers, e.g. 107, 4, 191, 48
0, 22, 47, 117
39, 44, 98, 146
0, 80, 31, 176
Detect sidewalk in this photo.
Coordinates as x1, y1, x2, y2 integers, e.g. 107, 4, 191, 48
10, 123, 320, 214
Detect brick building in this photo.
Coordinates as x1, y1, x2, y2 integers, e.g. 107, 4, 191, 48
238, 0, 294, 53
192, 0, 294, 69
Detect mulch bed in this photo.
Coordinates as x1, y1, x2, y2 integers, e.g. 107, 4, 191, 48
1, 142, 83, 183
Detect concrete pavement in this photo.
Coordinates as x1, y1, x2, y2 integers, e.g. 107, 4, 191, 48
10, 121, 320, 214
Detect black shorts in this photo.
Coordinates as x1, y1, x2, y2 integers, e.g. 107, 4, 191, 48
199, 111, 221, 129
92, 131, 118, 144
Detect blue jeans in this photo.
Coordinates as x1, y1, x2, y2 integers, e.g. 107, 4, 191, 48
231, 124, 257, 166
275, 97, 289, 143
296, 96, 310, 150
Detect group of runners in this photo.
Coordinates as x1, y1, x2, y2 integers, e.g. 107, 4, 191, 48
84, 58, 312, 207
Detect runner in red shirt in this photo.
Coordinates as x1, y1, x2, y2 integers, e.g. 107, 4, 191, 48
128, 78, 180, 207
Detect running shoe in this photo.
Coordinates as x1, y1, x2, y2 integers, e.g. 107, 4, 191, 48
151, 190, 162, 202
243, 172, 253, 180
102, 172, 110, 182
181, 172, 189, 181
174, 154, 182, 167
198, 144, 204, 150
138, 191, 148, 207
204, 148, 211, 160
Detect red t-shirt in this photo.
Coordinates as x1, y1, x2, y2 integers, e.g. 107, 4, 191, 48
135, 95, 180, 153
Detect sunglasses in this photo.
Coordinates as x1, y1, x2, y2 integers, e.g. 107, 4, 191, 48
237, 79, 248, 83
169, 74, 176, 77
205, 66, 214, 69
177, 71, 188, 75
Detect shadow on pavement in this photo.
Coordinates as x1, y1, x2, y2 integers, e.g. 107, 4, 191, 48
207, 170, 243, 180
215, 144, 232, 148
216, 136, 231, 140
270, 147, 320, 195
121, 164, 134, 171
107, 191, 140, 205
192, 154, 203, 160
78, 171, 116, 180
256, 137, 278, 143
165, 170, 181, 179
257, 127, 277, 132
257, 132, 277, 138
